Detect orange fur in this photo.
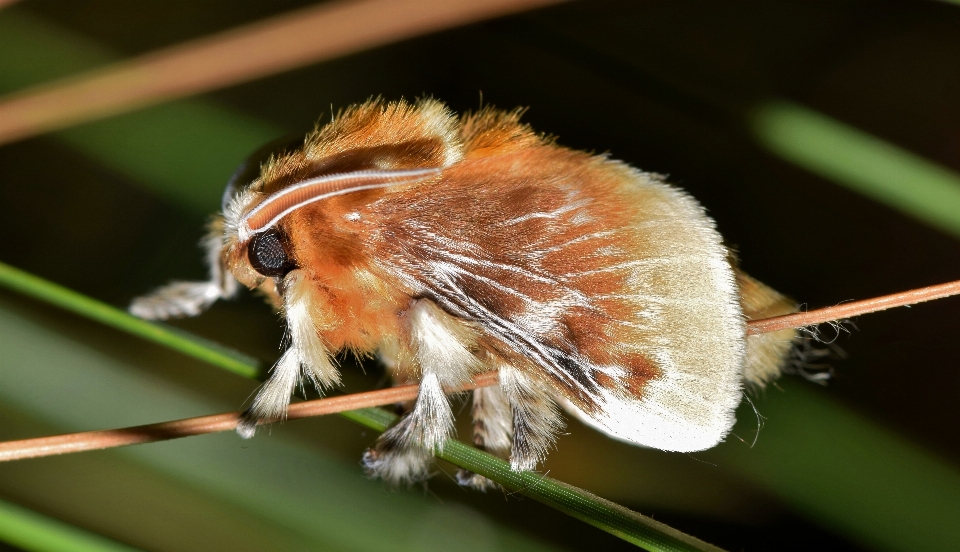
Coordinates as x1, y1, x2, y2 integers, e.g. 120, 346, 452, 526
197, 98, 795, 469
132, 98, 800, 482
249, 102, 670, 411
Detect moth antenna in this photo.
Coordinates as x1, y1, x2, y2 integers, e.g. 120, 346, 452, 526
238, 167, 440, 240
129, 219, 237, 320
237, 269, 339, 438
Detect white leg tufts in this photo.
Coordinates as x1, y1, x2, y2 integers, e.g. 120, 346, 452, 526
129, 281, 223, 320
456, 469, 498, 491
284, 270, 340, 390
363, 426, 435, 485
364, 298, 480, 485
456, 384, 513, 490
404, 373, 455, 451
406, 299, 481, 386
239, 347, 301, 436
499, 365, 564, 472
235, 417, 258, 439
239, 270, 340, 437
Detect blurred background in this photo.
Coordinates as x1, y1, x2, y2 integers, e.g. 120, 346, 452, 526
0, 0, 959, 550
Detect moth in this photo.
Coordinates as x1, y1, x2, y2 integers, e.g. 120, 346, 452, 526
131, 99, 799, 487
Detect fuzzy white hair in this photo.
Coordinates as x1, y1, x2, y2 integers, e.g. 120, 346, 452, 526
129, 223, 237, 320
364, 298, 481, 484
237, 269, 337, 438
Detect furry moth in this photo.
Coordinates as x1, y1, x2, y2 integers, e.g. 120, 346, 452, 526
131, 99, 799, 487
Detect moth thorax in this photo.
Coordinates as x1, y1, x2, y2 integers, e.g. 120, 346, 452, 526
248, 228, 297, 278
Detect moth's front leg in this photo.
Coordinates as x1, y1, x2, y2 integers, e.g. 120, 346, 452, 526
237, 269, 339, 437
363, 299, 482, 485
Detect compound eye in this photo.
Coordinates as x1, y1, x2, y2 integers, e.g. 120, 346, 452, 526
247, 228, 296, 277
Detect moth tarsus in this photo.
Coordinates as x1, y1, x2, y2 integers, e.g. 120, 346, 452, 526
132, 98, 799, 486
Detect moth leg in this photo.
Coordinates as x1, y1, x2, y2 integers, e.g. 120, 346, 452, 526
378, 337, 418, 386
737, 271, 799, 388
456, 383, 513, 490
130, 217, 238, 320
237, 269, 339, 438
363, 299, 481, 485
375, 337, 419, 422
499, 364, 564, 472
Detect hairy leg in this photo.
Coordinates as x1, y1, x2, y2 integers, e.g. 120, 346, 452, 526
499, 364, 564, 472
237, 269, 338, 437
363, 299, 481, 484
456, 384, 513, 490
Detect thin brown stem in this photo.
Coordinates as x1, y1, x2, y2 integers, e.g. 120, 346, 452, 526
0, 371, 499, 462
1, 280, 957, 462
746, 279, 960, 335
0, 0, 563, 145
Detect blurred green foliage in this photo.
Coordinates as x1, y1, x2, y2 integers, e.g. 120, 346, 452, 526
1, 2, 960, 551
0, 497, 139, 552
753, 102, 960, 239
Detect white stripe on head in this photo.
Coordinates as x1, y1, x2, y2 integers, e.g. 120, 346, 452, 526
238, 168, 440, 241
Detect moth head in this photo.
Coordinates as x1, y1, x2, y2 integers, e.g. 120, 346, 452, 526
221, 98, 459, 285
132, 98, 458, 319
219, 136, 305, 294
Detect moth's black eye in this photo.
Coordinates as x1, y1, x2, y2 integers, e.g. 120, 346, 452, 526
248, 228, 296, 277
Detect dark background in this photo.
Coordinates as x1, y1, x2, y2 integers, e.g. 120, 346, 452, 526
0, 1, 959, 551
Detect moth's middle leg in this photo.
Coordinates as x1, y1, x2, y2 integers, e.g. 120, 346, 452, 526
455, 383, 512, 490
363, 298, 482, 485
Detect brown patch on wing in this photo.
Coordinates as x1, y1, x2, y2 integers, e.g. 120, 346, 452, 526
561, 307, 661, 401
591, 354, 658, 399
620, 353, 660, 397
366, 141, 667, 414
562, 307, 617, 366
453, 272, 529, 318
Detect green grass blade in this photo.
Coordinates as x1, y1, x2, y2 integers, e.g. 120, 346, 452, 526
0, 263, 721, 552
752, 101, 960, 239
0, 261, 259, 379
341, 408, 722, 552
440, 441, 721, 552
0, 497, 141, 552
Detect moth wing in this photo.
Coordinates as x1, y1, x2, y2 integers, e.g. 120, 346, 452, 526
378, 162, 746, 453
